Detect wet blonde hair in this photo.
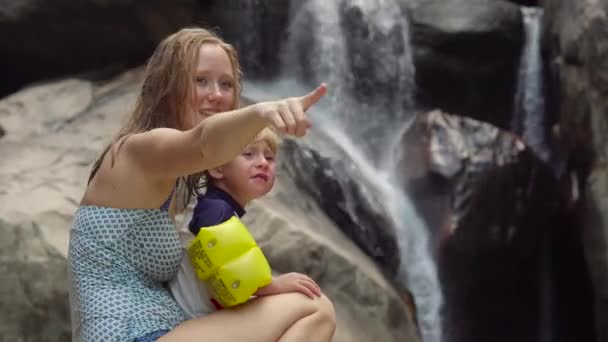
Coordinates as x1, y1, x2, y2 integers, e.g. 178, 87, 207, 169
88, 27, 243, 205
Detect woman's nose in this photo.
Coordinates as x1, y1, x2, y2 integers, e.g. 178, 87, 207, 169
206, 82, 222, 100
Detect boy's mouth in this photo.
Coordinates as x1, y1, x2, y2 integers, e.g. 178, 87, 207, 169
252, 173, 269, 182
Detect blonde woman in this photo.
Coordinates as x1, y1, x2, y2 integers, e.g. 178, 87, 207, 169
67, 27, 336, 342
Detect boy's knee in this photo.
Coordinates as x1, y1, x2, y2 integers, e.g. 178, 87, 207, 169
315, 294, 336, 326
261, 292, 336, 325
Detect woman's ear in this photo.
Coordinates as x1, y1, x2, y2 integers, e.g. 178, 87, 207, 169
207, 167, 224, 180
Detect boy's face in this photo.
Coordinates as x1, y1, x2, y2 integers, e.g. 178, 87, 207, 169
209, 140, 277, 205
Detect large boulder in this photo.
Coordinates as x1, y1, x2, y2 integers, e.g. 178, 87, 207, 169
0, 0, 298, 98
279, 138, 401, 277
543, 0, 608, 340
0, 219, 70, 341
407, 0, 524, 129
338, 0, 415, 111
397, 110, 595, 342
0, 70, 145, 256
507, 0, 539, 5
0, 0, 203, 97
201, 0, 291, 78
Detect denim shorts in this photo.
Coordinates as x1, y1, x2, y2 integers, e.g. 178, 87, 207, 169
134, 329, 170, 342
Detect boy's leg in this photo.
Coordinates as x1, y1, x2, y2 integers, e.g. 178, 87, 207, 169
160, 292, 336, 342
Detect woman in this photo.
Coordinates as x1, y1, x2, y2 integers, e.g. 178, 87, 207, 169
67, 27, 336, 342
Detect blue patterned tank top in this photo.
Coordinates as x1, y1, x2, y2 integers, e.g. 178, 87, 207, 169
67, 205, 185, 341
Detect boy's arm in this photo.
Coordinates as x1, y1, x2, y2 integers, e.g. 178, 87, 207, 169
254, 281, 280, 296
254, 273, 322, 299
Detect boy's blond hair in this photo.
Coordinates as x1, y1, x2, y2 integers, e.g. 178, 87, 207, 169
252, 127, 281, 154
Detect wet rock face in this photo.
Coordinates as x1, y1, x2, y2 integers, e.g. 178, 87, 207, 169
200, 0, 291, 78
275, 109, 595, 341
397, 110, 595, 342
508, 0, 540, 5
0, 219, 71, 342
279, 138, 401, 276
0, 0, 203, 97
408, 0, 524, 130
339, 0, 414, 110
544, 0, 608, 340
543, 0, 608, 163
0, 0, 296, 97
397, 111, 541, 249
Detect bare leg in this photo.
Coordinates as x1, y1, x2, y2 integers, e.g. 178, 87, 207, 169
159, 293, 336, 342
277, 294, 336, 342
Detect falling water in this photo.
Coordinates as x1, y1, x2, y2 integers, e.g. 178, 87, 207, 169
245, 0, 443, 341
512, 7, 550, 163
282, 0, 414, 165
513, 8, 555, 342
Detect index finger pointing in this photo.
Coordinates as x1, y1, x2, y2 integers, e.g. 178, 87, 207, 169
299, 83, 327, 111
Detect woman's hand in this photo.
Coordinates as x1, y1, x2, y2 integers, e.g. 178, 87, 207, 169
254, 83, 327, 137
254, 272, 322, 299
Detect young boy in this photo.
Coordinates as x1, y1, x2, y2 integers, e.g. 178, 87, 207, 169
169, 128, 282, 318
187, 127, 279, 238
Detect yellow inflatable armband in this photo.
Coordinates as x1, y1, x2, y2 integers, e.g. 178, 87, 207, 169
186, 215, 272, 308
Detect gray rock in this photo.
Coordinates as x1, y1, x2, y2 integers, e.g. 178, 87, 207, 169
544, 0, 608, 340
584, 166, 608, 341
0, 0, 201, 96
201, 0, 291, 78
0, 219, 70, 341
396, 110, 588, 342
506, 0, 539, 5
339, 0, 415, 110
408, 0, 524, 129
279, 138, 401, 276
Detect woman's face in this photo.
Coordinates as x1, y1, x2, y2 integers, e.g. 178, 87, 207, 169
184, 43, 236, 128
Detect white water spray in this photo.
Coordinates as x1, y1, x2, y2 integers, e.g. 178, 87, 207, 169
512, 7, 550, 163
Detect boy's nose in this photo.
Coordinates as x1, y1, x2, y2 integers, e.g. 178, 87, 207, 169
255, 156, 269, 168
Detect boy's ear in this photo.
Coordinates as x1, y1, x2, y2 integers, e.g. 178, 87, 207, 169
207, 167, 224, 180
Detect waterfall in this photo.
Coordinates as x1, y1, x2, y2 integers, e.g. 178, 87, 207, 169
244, 1, 443, 341
513, 9, 556, 342
281, 0, 414, 165
512, 7, 550, 163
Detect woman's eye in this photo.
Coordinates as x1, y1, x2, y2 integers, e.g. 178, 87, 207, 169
221, 80, 234, 89
196, 77, 207, 85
